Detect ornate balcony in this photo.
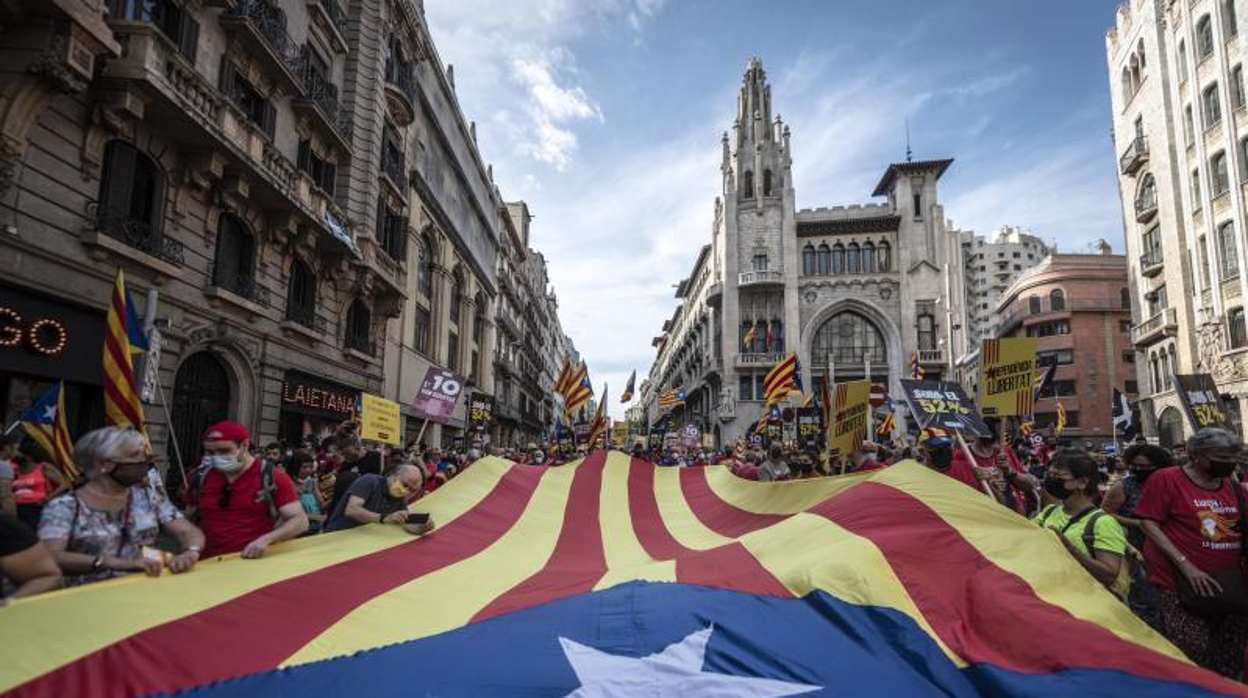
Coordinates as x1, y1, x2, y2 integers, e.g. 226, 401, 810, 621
738, 270, 784, 287
220, 0, 303, 93
1119, 136, 1149, 175
918, 349, 944, 365
383, 59, 418, 126
210, 261, 271, 306
306, 0, 347, 54
381, 144, 408, 197
1135, 189, 1158, 223
706, 281, 723, 308
85, 202, 186, 271
1131, 307, 1178, 346
291, 58, 351, 154
1139, 247, 1164, 277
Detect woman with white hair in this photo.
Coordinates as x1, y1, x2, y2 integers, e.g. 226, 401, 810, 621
1135, 427, 1248, 680
38, 427, 205, 587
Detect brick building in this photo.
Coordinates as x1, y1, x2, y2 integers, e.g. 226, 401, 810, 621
995, 247, 1138, 447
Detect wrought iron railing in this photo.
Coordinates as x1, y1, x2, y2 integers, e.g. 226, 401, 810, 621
1140, 246, 1164, 269
211, 261, 271, 306
381, 144, 407, 192
384, 59, 418, 103
318, 0, 344, 26
345, 333, 376, 356
90, 202, 185, 265
1119, 136, 1149, 174
224, 0, 301, 72
299, 60, 341, 125
284, 303, 326, 332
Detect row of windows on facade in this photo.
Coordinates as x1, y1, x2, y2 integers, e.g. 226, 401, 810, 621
1148, 344, 1181, 396
741, 170, 775, 199
1019, 288, 1132, 315
1124, 3, 1239, 104
1142, 215, 1245, 290
98, 140, 486, 372
800, 242, 891, 276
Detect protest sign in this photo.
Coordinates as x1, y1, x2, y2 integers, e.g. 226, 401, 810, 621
411, 368, 465, 423
900, 380, 991, 437
829, 380, 871, 456
359, 393, 401, 445
1174, 374, 1233, 431
978, 338, 1037, 417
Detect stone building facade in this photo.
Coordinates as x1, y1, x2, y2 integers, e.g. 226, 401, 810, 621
0, 0, 515, 470
642, 59, 969, 445
995, 249, 1138, 447
1107, 0, 1248, 445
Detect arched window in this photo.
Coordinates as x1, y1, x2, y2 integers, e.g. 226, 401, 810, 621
286, 260, 317, 327
1120, 67, 1131, 101
213, 214, 256, 298
1203, 82, 1223, 128
1161, 348, 1173, 390
1221, 220, 1240, 278
1169, 344, 1179, 381
861, 242, 875, 273
1178, 40, 1189, 83
1049, 289, 1066, 311
877, 241, 891, 271
1224, 0, 1238, 39
769, 319, 784, 352
345, 299, 372, 353
418, 235, 435, 299
450, 268, 464, 327
1137, 173, 1157, 211
743, 170, 754, 198
1120, 287, 1131, 309
1230, 307, 1248, 348
817, 243, 830, 275
98, 140, 164, 252
831, 244, 845, 274
1137, 39, 1146, 72
1129, 54, 1140, 94
847, 242, 861, 274
802, 244, 816, 275
1212, 151, 1230, 196
1028, 296, 1042, 314
1150, 353, 1161, 393
917, 312, 936, 351
1197, 15, 1215, 60
763, 169, 773, 196
812, 311, 886, 364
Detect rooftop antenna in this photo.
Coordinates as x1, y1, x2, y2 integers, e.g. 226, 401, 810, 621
905, 118, 913, 162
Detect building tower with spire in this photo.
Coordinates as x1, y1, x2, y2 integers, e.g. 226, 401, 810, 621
643, 58, 971, 445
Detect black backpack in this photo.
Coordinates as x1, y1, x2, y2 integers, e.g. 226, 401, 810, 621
190, 459, 280, 523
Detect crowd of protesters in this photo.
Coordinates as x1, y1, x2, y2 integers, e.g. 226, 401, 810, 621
0, 418, 1246, 683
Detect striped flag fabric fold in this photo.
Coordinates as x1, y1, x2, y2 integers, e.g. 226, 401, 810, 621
587, 385, 608, 450
762, 353, 798, 405
2, 455, 1241, 698
658, 388, 686, 409
620, 371, 636, 403
19, 382, 80, 482
562, 362, 594, 418
103, 269, 146, 433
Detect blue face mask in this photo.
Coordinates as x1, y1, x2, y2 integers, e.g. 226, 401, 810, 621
204, 454, 242, 472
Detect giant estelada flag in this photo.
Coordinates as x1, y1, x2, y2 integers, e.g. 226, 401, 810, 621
2, 454, 1244, 697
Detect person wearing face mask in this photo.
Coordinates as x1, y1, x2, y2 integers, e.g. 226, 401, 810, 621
38, 427, 204, 586
323, 464, 435, 535
1134, 427, 1248, 680
918, 428, 981, 492
1033, 449, 1130, 597
193, 421, 307, 560
1102, 443, 1173, 631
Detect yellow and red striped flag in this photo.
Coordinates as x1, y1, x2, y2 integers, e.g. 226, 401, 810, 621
761, 352, 798, 405
103, 269, 147, 432
1, 455, 1237, 697
562, 361, 593, 418
586, 385, 608, 450
555, 357, 575, 397
19, 382, 79, 482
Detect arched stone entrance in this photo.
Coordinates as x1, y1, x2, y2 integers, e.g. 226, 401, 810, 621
170, 352, 232, 477
1157, 407, 1185, 449
801, 298, 902, 393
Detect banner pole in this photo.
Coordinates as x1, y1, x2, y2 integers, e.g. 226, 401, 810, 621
954, 430, 999, 500
153, 368, 189, 492
415, 418, 430, 446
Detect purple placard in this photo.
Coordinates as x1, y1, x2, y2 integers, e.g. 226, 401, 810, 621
411, 368, 466, 423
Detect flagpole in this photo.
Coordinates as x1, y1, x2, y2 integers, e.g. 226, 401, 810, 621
863, 353, 874, 441
153, 368, 189, 491
1111, 385, 1119, 456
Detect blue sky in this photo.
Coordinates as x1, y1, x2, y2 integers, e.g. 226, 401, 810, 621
425, 0, 1124, 420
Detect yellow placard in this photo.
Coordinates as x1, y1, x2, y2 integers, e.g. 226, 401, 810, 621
360, 393, 401, 445
830, 380, 871, 456
978, 338, 1038, 417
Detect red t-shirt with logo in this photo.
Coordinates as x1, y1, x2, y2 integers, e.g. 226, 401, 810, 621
1133, 466, 1244, 590
198, 460, 299, 558
944, 450, 985, 492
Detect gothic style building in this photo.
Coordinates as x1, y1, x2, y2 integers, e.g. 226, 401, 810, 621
643, 59, 969, 445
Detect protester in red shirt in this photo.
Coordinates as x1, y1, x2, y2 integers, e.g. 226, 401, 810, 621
958, 430, 1040, 515
1134, 427, 1248, 680
849, 442, 885, 473
919, 428, 983, 492
193, 421, 307, 559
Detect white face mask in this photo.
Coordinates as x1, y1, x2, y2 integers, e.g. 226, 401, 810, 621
204, 454, 243, 473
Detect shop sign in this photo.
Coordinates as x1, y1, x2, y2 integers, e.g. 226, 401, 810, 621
0, 285, 105, 384
282, 372, 359, 419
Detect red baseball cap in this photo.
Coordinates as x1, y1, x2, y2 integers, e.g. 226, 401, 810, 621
202, 420, 250, 444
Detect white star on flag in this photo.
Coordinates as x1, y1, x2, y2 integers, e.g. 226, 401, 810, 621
42, 404, 56, 422
559, 625, 821, 697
